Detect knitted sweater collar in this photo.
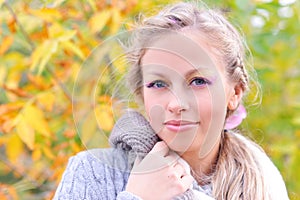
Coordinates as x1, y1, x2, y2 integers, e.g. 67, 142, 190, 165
109, 110, 159, 158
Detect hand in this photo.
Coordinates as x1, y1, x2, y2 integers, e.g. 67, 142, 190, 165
126, 141, 193, 200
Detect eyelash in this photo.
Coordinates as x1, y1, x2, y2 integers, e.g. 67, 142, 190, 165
146, 77, 211, 89
146, 80, 168, 88
189, 77, 211, 87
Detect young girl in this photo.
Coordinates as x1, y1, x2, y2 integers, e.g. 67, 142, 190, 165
54, 2, 289, 199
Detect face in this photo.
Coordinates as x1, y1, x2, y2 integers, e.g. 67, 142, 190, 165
141, 31, 238, 158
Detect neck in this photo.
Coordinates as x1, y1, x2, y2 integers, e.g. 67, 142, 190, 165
181, 139, 221, 185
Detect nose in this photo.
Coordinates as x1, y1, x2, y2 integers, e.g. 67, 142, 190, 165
167, 92, 190, 114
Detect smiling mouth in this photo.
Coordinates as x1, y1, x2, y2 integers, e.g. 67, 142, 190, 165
163, 120, 199, 132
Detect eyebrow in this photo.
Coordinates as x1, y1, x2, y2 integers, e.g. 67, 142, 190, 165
144, 66, 214, 79
184, 67, 216, 80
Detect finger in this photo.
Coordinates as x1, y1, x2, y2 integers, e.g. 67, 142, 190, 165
164, 150, 180, 166
180, 174, 194, 190
149, 141, 169, 157
133, 156, 142, 168
177, 158, 190, 175
173, 163, 186, 178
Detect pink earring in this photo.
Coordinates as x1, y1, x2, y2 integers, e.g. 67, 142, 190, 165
225, 104, 247, 129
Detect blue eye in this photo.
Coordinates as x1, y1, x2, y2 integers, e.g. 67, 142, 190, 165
146, 80, 168, 88
190, 78, 211, 86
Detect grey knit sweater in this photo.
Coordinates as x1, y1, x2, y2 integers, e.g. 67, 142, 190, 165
53, 110, 289, 200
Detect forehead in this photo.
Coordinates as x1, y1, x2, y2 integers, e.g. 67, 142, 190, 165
141, 31, 224, 74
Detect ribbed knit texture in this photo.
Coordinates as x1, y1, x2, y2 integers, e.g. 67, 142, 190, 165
53, 148, 139, 200
109, 110, 159, 160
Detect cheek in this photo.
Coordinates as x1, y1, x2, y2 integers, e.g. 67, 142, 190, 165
194, 92, 213, 122
197, 87, 227, 158
143, 91, 166, 133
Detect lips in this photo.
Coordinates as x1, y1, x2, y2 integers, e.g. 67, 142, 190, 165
163, 120, 199, 132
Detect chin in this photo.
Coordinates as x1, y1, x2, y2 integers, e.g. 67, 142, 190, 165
159, 136, 197, 154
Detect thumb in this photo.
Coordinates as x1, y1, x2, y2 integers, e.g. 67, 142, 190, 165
133, 156, 142, 168
149, 141, 169, 157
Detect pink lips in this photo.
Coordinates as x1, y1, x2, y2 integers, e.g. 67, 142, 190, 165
164, 120, 199, 132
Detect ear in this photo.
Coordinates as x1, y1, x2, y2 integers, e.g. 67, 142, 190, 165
228, 84, 244, 110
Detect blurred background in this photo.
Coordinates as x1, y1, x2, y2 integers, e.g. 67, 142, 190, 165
0, 0, 299, 199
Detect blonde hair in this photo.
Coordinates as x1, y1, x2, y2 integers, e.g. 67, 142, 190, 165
126, 1, 269, 199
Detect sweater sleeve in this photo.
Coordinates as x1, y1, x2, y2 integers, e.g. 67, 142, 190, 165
53, 148, 142, 200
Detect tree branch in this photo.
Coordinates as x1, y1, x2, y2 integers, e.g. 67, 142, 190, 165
4, 1, 35, 50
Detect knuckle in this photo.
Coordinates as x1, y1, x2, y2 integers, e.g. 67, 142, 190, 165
173, 182, 185, 192
168, 173, 177, 180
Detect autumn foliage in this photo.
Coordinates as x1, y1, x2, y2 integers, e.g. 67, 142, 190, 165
0, 0, 299, 199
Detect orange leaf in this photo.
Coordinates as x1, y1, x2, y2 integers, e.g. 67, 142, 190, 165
63, 129, 76, 139
3, 84, 32, 98
0, 35, 14, 55
0, 102, 24, 116
0, 184, 18, 200
2, 119, 16, 133
30, 23, 49, 41
0, 137, 8, 146
7, 17, 16, 33
27, 73, 51, 90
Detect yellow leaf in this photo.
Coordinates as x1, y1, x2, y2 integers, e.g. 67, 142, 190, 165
70, 141, 81, 153
109, 44, 127, 74
6, 133, 24, 164
32, 148, 42, 161
0, 0, 5, 7
6, 66, 21, 89
0, 66, 7, 86
30, 40, 58, 75
0, 137, 8, 146
48, 23, 76, 42
0, 35, 14, 55
46, 0, 67, 8
17, 14, 44, 34
37, 91, 55, 111
80, 110, 98, 145
110, 8, 122, 34
95, 104, 114, 132
61, 41, 85, 60
22, 104, 51, 137
29, 8, 62, 22
42, 146, 55, 160
88, 10, 111, 34
16, 116, 35, 150
86, 0, 96, 12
